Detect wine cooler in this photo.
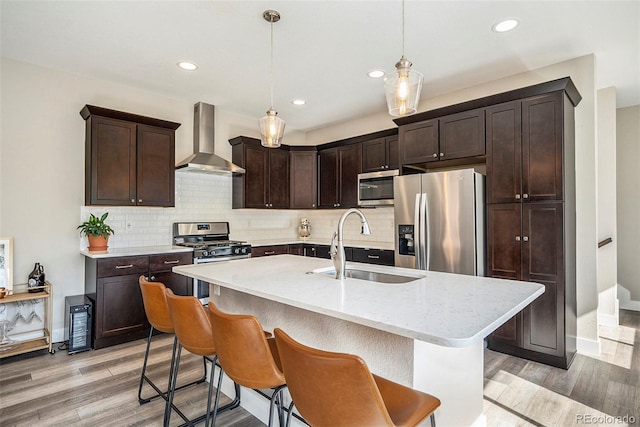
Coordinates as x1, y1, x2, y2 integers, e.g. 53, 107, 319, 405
64, 295, 92, 354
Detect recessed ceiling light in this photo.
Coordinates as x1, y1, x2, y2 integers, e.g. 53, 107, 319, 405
368, 70, 385, 79
291, 99, 306, 106
492, 19, 519, 33
177, 61, 198, 71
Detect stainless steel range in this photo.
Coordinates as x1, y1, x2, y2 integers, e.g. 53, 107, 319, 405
173, 222, 251, 303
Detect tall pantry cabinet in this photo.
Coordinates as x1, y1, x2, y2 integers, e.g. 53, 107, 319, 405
485, 84, 580, 369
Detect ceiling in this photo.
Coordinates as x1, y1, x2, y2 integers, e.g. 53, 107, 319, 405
1, 1, 638, 131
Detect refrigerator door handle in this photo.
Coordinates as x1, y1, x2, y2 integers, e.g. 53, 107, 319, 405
421, 192, 429, 271
414, 193, 422, 269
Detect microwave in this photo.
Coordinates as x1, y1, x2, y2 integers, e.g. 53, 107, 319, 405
357, 169, 399, 206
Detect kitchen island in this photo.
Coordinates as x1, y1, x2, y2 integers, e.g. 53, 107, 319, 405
173, 255, 544, 426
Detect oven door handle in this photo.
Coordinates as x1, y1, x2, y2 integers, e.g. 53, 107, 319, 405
195, 255, 250, 263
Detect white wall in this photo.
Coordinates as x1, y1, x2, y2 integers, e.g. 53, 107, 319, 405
0, 58, 188, 339
616, 105, 640, 309
1, 54, 602, 351
596, 87, 618, 326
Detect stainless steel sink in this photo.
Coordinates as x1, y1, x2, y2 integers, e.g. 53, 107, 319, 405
313, 267, 424, 284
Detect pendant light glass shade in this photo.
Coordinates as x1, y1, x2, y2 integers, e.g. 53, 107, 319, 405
385, 56, 423, 116
259, 108, 286, 148
385, 0, 423, 117
259, 10, 285, 148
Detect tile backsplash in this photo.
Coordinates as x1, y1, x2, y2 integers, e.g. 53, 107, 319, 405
80, 173, 395, 249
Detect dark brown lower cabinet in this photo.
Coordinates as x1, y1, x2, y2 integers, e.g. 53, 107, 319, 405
95, 273, 148, 346
149, 252, 193, 297
487, 202, 576, 368
351, 248, 394, 266
251, 245, 289, 257
85, 252, 192, 349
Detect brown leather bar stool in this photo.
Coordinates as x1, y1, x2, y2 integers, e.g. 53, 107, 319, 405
165, 289, 240, 427
274, 328, 441, 427
137, 276, 206, 406
207, 303, 287, 427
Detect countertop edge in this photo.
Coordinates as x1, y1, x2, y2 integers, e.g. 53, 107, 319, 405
248, 238, 394, 251
81, 245, 193, 258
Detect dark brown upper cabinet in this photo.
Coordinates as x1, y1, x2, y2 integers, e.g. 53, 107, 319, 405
486, 92, 565, 205
399, 119, 439, 166
290, 148, 317, 209
80, 105, 180, 207
318, 143, 362, 209
439, 109, 485, 160
399, 108, 485, 170
362, 136, 399, 172
230, 136, 290, 209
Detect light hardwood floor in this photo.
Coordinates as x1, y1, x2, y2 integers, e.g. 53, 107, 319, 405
1, 310, 638, 426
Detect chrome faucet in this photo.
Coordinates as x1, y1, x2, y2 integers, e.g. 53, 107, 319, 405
330, 208, 371, 279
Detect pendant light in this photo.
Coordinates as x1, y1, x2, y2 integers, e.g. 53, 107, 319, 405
259, 10, 285, 148
384, 0, 423, 117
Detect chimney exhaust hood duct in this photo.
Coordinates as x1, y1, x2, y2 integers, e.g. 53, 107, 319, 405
175, 102, 245, 174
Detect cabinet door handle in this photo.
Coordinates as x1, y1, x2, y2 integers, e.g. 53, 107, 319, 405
367, 255, 380, 259
138, 199, 142, 203
432, 153, 438, 158
515, 194, 521, 200
131, 199, 135, 203
515, 236, 521, 241
440, 153, 444, 157
312, 204, 316, 208
522, 194, 529, 199
150, 275, 156, 281
264, 251, 276, 255
163, 260, 180, 264
115, 264, 134, 269
523, 236, 529, 242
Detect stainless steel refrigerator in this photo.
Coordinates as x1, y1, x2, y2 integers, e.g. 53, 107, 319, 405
394, 168, 485, 275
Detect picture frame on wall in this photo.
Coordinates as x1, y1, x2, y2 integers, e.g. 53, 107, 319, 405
0, 237, 14, 290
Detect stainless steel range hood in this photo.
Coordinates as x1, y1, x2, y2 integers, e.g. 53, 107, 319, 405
175, 102, 245, 174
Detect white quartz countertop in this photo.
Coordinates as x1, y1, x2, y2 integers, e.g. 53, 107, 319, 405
81, 245, 192, 258
173, 255, 544, 347
248, 237, 394, 251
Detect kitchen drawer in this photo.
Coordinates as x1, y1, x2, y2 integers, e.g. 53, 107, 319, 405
351, 248, 394, 266
313, 244, 332, 259
252, 245, 288, 257
97, 256, 149, 278
288, 244, 303, 256
150, 252, 193, 273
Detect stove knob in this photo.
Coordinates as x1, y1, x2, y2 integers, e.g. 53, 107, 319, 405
234, 248, 240, 254
202, 250, 208, 257
241, 247, 248, 254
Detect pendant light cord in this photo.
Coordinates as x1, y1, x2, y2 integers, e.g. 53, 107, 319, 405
401, 0, 405, 57
270, 19, 274, 109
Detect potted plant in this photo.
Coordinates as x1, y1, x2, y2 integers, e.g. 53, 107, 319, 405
78, 212, 115, 252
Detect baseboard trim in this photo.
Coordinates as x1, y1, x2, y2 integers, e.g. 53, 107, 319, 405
617, 284, 640, 312
53, 327, 65, 343
619, 299, 640, 311
577, 336, 601, 356
598, 300, 620, 327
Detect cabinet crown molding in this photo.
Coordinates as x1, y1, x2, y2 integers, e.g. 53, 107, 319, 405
393, 77, 581, 127
80, 105, 181, 130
